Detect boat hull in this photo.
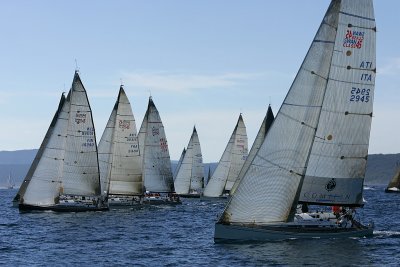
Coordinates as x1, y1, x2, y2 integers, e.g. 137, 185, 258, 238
214, 222, 374, 242
19, 203, 109, 212
178, 193, 200, 198
385, 188, 400, 193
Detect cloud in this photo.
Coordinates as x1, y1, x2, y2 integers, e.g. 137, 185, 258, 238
119, 70, 288, 93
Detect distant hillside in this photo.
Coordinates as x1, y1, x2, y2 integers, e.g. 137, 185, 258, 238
0, 149, 397, 188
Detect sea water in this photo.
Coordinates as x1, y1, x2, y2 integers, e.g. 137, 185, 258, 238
1, 187, 399, 266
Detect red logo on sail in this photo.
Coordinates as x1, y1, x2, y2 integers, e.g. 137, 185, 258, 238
160, 138, 168, 152
343, 29, 364, 49
119, 120, 130, 130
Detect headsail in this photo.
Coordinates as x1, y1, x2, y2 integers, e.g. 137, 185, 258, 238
16, 93, 69, 206
142, 97, 175, 193
203, 114, 247, 197
386, 163, 400, 190
174, 147, 186, 181
220, 0, 376, 224
230, 106, 274, 194
98, 86, 142, 196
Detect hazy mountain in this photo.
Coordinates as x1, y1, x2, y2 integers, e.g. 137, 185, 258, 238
0, 149, 397, 188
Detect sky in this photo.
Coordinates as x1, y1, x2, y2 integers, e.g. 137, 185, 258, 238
0, 0, 399, 163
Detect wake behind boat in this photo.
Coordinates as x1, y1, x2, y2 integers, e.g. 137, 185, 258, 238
14, 71, 108, 212
215, 0, 376, 242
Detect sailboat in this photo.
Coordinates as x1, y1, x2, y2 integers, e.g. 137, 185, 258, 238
385, 163, 400, 193
140, 96, 180, 204
203, 114, 248, 198
215, 0, 375, 241
98, 86, 143, 207
14, 71, 108, 212
230, 105, 274, 195
7, 172, 15, 189
174, 126, 204, 198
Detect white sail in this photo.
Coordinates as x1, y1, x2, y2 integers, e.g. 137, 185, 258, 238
174, 147, 186, 181
142, 97, 175, 192
98, 108, 116, 195
224, 115, 248, 191
299, 0, 376, 206
230, 106, 274, 194
203, 115, 247, 197
99, 87, 142, 196
189, 127, 204, 191
174, 127, 204, 194
62, 72, 101, 196
18, 93, 69, 206
220, 0, 375, 224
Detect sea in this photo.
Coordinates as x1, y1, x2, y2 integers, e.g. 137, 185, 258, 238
1, 186, 399, 266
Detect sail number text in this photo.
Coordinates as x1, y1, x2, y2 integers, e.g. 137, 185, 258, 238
350, 87, 370, 102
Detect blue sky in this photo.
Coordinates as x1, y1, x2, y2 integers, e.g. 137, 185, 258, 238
0, 0, 399, 162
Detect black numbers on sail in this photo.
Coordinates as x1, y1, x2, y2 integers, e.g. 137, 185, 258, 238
350, 87, 370, 103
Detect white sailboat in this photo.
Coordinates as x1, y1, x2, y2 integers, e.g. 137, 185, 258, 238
203, 114, 248, 198
98, 86, 143, 207
385, 163, 400, 193
140, 96, 180, 204
15, 71, 108, 212
215, 0, 375, 241
174, 126, 204, 198
230, 105, 274, 195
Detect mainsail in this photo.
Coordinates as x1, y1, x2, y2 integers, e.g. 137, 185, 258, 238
62, 72, 101, 196
203, 114, 248, 197
98, 86, 142, 196
230, 106, 274, 195
16, 93, 69, 206
141, 97, 175, 193
220, 0, 376, 224
174, 126, 204, 194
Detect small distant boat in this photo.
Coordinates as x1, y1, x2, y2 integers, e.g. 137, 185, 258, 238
7, 172, 15, 189
202, 114, 248, 198
385, 163, 400, 193
139, 97, 181, 205
174, 126, 204, 198
215, 0, 375, 242
98, 86, 143, 207
13, 71, 108, 212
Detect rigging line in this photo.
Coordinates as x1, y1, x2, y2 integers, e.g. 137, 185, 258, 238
344, 111, 373, 117
345, 65, 376, 73
339, 11, 375, 22
279, 112, 317, 131
329, 77, 374, 86
340, 155, 368, 160
255, 154, 305, 177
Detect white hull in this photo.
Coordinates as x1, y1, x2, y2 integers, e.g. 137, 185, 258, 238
108, 195, 143, 207
214, 222, 373, 242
